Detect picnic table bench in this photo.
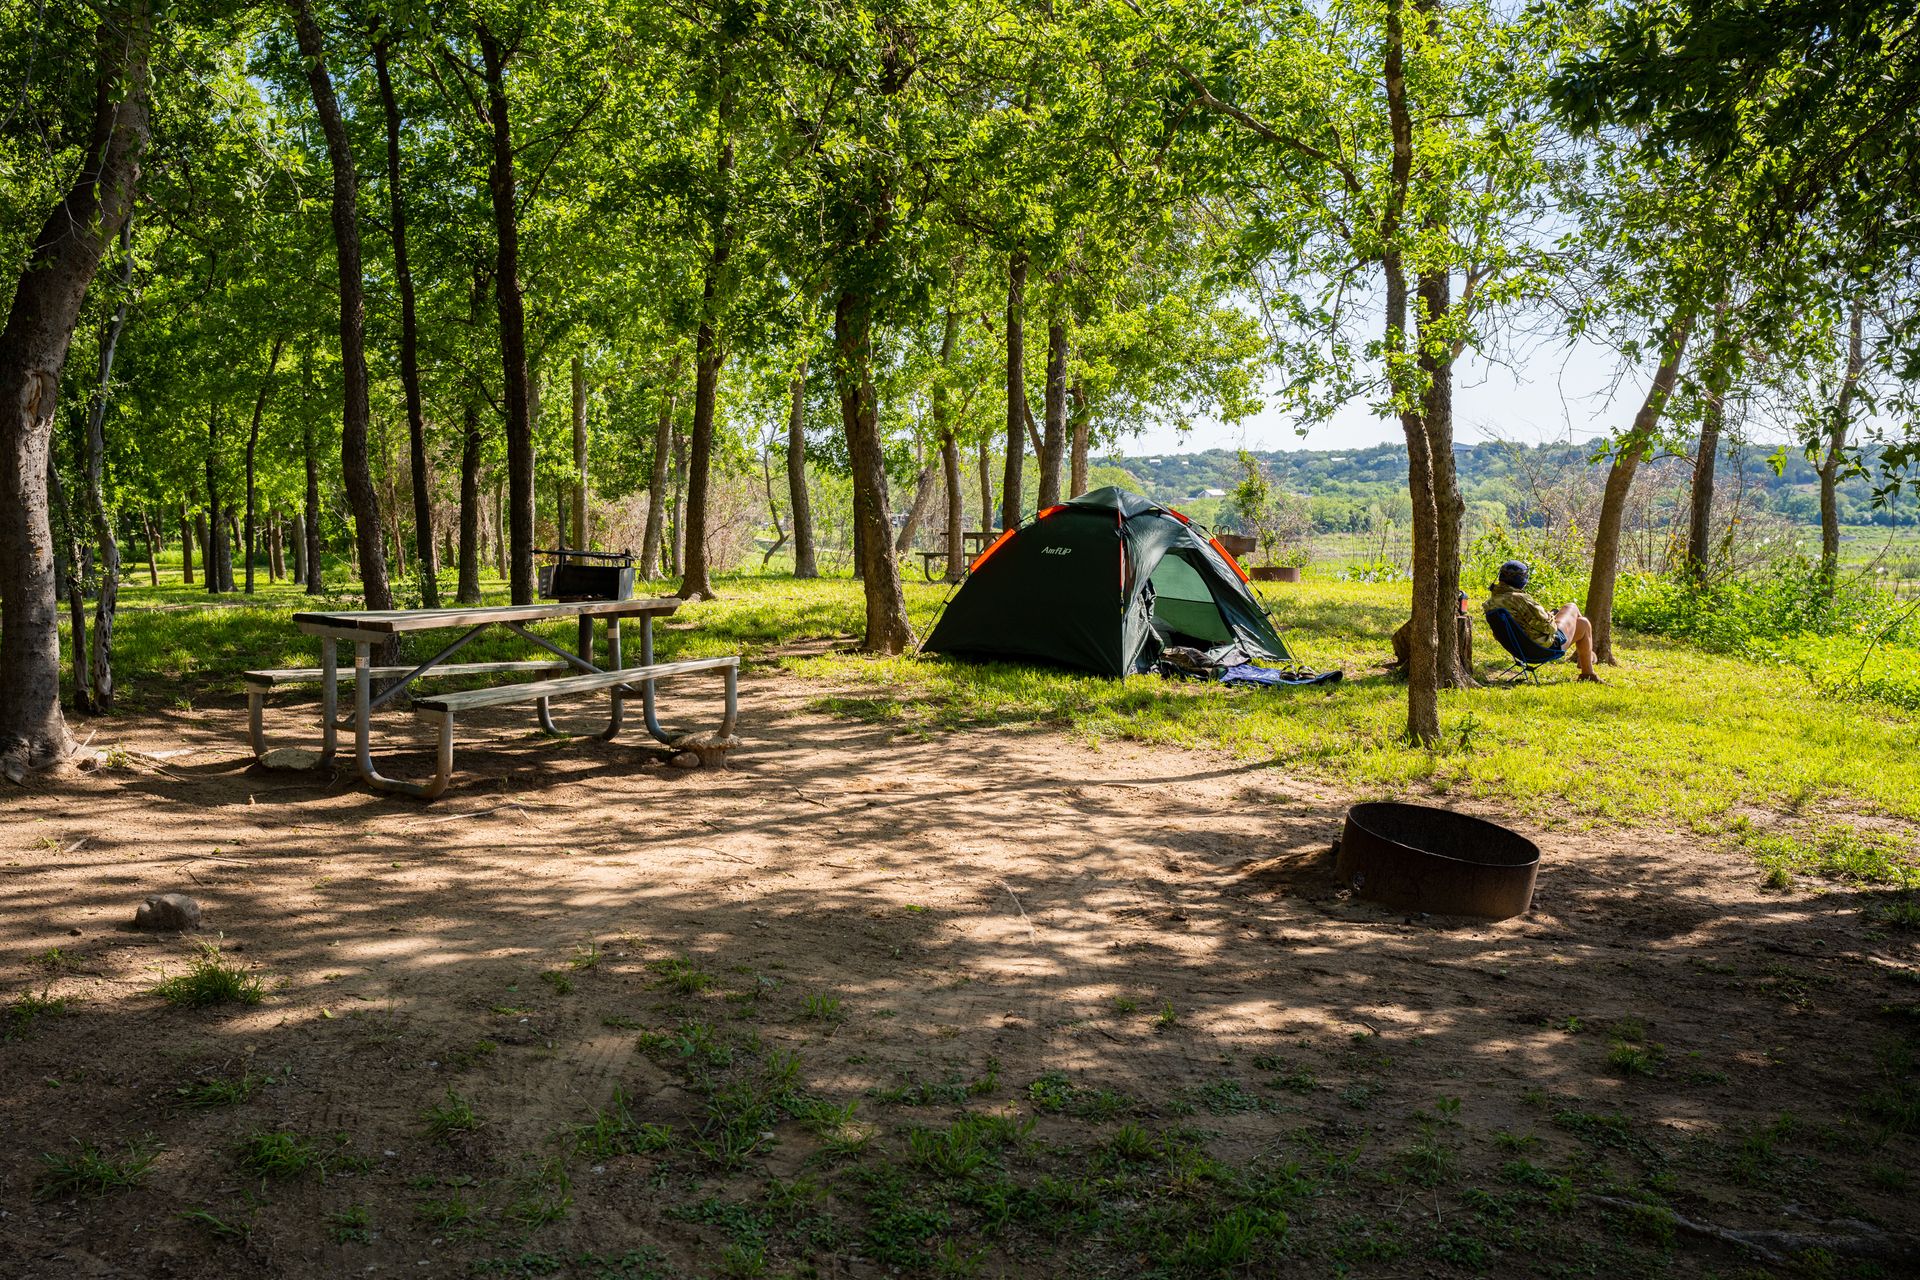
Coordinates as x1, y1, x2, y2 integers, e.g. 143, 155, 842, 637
247, 598, 738, 801
914, 531, 996, 581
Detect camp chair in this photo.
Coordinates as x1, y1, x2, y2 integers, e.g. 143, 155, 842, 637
1483, 608, 1568, 686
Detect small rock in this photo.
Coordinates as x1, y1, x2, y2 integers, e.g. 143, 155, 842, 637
669, 751, 702, 770
67, 927, 81, 936
134, 893, 202, 932
259, 746, 322, 770
669, 732, 738, 769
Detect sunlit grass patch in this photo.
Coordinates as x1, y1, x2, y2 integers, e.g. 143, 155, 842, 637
1745, 824, 1920, 889
88, 570, 1920, 838
152, 942, 265, 1009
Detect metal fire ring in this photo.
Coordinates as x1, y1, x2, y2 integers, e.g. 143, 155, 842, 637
1336, 801, 1540, 921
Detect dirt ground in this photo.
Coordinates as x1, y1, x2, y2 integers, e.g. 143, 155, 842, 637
2, 662, 1917, 1279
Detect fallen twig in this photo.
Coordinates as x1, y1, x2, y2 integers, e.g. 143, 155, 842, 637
999, 880, 1037, 941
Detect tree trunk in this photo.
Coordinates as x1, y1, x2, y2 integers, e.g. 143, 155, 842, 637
1038, 317, 1067, 509
1382, 0, 1439, 745
457, 399, 483, 603
1000, 251, 1028, 532
1686, 391, 1723, 578
204, 419, 223, 594
835, 288, 914, 650
851, 489, 865, 581
374, 41, 437, 607
1068, 379, 1090, 498
681, 122, 734, 601
0, 0, 147, 770
640, 354, 679, 580
977, 437, 993, 535
669, 423, 687, 580
786, 359, 817, 579
193, 508, 210, 589
225, 510, 240, 592
84, 220, 133, 710
896, 459, 937, 554
301, 414, 323, 593
141, 508, 159, 585
1586, 306, 1692, 663
268, 515, 283, 581
290, 508, 305, 586
761, 440, 787, 567
571, 351, 588, 549
242, 336, 285, 595
1818, 298, 1866, 595
492, 478, 507, 579
1419, 266, 1473, 689
941, 431, 964, 581
900, 306, 960, 557
293, 0, 391, 613
477, 24, 535, 604
180, 505, 194, 584
49, 453, 90, 712
1684, 309, 1731, 579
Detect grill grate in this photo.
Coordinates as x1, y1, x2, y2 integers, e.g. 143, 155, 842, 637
538, 549, 635, 602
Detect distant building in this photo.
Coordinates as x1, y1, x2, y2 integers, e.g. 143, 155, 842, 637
1203, 488, 1226, 498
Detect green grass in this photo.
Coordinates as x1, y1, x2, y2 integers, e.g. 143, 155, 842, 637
37, 1139, 160, 1198
571, 1086, 675, 1159
236, 1129, 324, 1179
423, 1088, 484, 1142
152, 942, 265, 1009
77, 568, 1920, 871
1746, 824, 1919, 889
4, 988, 69, 1041
175, 1070, 268, 1108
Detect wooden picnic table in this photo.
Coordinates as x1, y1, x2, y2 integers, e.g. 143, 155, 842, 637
249, 598, 738, 800
914, 531, 997, 581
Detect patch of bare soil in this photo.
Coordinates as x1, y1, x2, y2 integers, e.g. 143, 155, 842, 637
1, 670, 1916, 1279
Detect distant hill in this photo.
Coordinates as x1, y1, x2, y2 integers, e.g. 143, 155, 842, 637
1095, 440, 1917, 530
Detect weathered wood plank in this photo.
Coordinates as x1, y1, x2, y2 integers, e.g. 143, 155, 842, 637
411, 657, 738, 714
291, 597, 681, 635
245, 660, 570, 688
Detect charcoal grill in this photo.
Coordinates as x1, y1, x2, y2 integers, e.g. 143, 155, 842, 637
1336, 802, 1539, 920
538, 548, 635, 602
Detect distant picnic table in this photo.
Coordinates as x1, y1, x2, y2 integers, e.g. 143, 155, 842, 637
916, 530, 996, 580
246, 599, 738, 801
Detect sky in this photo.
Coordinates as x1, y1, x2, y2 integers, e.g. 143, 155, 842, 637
1130, 333, 1655, 457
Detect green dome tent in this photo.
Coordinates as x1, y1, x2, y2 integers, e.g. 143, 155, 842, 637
920, 486, 1297, 677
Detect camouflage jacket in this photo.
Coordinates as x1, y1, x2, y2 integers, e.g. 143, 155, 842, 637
1486, 581, 1560, 648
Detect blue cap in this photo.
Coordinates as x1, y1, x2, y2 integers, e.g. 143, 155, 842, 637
1498, 560, 1530, 589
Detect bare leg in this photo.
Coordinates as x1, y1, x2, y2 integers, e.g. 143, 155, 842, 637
1554, 604, 1600, 681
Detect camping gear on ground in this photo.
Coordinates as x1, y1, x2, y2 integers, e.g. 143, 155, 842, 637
1336, 801, 1540, 920
538, 549, 635, 602
922, 486, 1329, 681
1219, 663, 1343, 689
1484, 607, 1567, 685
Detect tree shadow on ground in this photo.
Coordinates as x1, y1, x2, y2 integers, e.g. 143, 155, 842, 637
3, 679, 1917, 1279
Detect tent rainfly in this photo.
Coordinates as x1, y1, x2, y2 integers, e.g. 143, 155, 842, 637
920, 486, 1295, 677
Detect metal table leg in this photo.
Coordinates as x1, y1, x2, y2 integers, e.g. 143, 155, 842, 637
320, 637, 338, 762
600, 618, 626, 741
639, 614, 674, 744
353, 639, 453, 799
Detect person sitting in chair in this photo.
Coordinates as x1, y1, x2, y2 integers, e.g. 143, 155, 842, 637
1487, 560, 1601, 682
